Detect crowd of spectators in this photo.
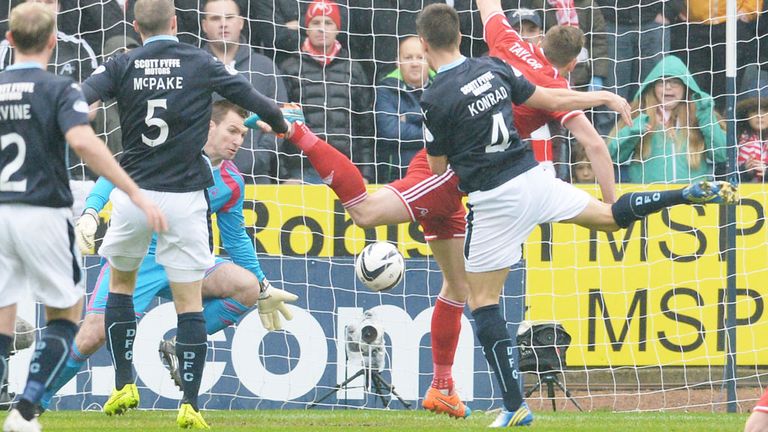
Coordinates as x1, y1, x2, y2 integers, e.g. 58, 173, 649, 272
1, 0, 767, 185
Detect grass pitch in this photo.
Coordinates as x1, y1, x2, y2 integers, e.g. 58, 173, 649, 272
8, 409, 749, 431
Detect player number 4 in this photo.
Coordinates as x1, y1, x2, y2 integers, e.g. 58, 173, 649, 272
486, 112, 510, 153
0, 133, 27, 192
142, 99, 169, 147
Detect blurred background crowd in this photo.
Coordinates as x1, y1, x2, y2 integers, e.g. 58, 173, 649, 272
1, 0, 767, 186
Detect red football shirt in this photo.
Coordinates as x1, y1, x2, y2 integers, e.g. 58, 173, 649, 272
483, 12, 582, 138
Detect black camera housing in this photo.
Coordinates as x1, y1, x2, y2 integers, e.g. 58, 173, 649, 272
516, 323, 572, 374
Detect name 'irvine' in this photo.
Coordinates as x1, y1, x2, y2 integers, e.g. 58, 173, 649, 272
467, 86, 508, 117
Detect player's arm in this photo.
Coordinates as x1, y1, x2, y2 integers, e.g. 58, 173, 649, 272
66, 125, 167, 233
477, 0, 504, 24
563, 113, 616, 203
75, 176, 117, 253
217, 201, 266, 282
217, 184, 297, 331
206, 58, 289, 136
524, 87, 632, 125
81, 57, 121, 104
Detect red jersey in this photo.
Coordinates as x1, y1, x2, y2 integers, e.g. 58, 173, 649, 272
483, 12, 582, 138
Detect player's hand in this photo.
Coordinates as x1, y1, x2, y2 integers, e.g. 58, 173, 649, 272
604, 93, 632, 126
75, 208, 99, 254
258, 280, 299, 331
128, 192, 168, 233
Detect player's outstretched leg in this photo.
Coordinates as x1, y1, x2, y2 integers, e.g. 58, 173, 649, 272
610, 180, 738, 228
282, 121, 368, 208
423, 296, 470, 419
681, 180, 738, 204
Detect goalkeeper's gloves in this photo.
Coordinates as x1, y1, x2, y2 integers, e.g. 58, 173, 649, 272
258, 279, 299, 331
75, 208, 99, 254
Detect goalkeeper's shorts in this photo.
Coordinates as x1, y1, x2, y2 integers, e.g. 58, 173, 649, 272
385, 149, 466, 241
87, 256, 231, 317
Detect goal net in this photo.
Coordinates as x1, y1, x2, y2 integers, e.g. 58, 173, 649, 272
1, 0, 767, 414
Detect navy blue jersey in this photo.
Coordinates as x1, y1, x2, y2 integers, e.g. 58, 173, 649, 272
0, 64, 89, 207
82, 36, 285, 193
422, 56, 537, 193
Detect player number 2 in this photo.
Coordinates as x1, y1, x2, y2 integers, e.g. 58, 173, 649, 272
142, 99, 169, 147
0, 133, 27, 192
485, 112, 510, 153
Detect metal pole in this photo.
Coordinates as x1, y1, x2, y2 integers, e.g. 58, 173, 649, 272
724, 0, 739, 414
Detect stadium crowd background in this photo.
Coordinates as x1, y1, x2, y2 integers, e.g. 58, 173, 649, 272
0, 0, 767, 187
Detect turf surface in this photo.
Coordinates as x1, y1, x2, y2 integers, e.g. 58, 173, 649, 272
6, 409, 749, 431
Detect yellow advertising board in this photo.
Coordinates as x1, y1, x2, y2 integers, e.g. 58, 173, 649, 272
526, 185, 768, 367
100, 183, 768, 366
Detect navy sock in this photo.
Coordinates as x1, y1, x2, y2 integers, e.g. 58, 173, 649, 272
472, 304, 523, 412
18, 319, 77, 420
104, 293, 136, 389
176, 312, 207, 411
611, 190, 685, 228
0, 333, 11, 398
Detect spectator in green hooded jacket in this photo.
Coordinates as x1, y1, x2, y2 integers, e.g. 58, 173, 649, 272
608, 55, 727, 184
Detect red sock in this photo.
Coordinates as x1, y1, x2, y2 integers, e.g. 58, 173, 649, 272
288, 122, 367, 207
431, 295, 464, 391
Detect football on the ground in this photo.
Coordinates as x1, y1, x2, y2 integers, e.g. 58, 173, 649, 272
355, 241, 404, 292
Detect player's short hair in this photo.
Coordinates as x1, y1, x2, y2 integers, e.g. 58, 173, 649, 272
416, 4, 460, 51
541, 25, 584, 68
134, 0, 175, 36
8, 3, 56, 54
211, 100, 247, 124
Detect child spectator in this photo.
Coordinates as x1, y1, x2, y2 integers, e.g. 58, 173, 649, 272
736, 97, 768, 182
571, 142, 596, 183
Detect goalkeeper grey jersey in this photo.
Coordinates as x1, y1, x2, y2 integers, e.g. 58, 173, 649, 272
82, 35, 286, 193
0, 64, 89, 208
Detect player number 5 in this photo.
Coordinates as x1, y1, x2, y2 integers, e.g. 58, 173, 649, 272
142, 99, 169, 147
0, 133, 27, 192
485, 112, 510, 153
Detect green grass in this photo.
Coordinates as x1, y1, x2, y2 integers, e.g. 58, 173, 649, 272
7, 409, 750, 431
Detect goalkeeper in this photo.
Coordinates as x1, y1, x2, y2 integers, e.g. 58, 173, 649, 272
40, 100, 298, 410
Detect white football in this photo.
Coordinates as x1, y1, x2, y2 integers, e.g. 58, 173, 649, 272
355, 241, 405, 292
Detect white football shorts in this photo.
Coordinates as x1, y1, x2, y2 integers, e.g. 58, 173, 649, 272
464, 164, 591, 272
99, 189, 214, 282
0, 205, 84, 309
